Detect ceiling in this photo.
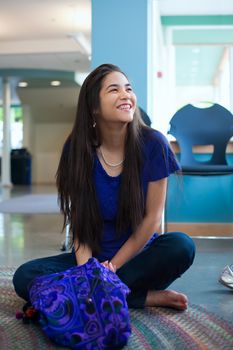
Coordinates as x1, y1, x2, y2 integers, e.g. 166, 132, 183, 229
158, 0, 233, 15
0, 0, 91, 72
176, 46, 224, 86
0, 0, 91, 103
160, 0, 233, 86
0, 0, 233, 103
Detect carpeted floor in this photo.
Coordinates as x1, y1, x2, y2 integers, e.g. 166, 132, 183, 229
1, 268, 233, 350
0, 194, 60, 214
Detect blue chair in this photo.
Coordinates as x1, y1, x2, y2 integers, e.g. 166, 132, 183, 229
166, 103, 233, 234
168, 103, 233, 175
139, 107, 152, 127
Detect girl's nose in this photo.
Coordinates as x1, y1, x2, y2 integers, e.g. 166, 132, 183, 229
119, 89, 130, 99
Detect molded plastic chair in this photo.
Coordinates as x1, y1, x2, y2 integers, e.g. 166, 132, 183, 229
168, 103, 233, 175
139, 107, 152, 126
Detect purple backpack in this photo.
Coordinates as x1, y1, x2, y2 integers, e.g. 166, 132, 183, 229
29, 258, 131, 349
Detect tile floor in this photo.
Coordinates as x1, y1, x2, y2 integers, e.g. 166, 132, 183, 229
0, 185, 232, 323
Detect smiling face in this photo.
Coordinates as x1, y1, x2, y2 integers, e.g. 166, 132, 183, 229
98, 71, 137, 125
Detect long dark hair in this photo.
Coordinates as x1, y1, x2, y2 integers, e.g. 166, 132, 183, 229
56, 63, 145, 254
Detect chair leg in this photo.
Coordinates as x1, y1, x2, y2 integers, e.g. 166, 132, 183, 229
60, 224, 71, 251
160, 209, 165, 234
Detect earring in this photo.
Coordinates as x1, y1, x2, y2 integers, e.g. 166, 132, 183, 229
93, 121, 96, 128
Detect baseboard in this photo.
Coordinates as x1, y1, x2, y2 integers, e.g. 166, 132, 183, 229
166, 223, 233, 237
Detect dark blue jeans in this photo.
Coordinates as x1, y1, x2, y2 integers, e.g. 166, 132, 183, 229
13, 232, 195, 308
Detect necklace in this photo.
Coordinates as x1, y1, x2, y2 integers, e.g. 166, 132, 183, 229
99, 147, 124, 168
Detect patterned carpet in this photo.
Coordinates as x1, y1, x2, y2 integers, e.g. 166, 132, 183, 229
1, 268, 233, 350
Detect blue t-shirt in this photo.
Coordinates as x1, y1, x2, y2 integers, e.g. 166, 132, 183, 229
93, 128, 180, 262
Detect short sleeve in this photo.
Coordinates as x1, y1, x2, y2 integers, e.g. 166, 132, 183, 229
143, 130, 181, 182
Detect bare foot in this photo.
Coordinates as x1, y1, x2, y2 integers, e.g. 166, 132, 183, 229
146, 290, 188, 310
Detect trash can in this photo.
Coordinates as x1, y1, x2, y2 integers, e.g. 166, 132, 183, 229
11, 148, 32, 185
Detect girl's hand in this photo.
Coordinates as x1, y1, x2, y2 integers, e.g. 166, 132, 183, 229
101, 260, 117, 273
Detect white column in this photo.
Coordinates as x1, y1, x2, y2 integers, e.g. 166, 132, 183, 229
22, 105, 31, 149
147, 0, 154, 118
1, 77, 12, 187
165, 27, 176, 119
150, 0, 167, 133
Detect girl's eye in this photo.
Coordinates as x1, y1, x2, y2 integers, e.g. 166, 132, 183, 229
127, 88, 132, 92
109, 88, 118, 92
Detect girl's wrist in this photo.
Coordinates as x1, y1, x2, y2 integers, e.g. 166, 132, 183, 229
109, 261, 117, 272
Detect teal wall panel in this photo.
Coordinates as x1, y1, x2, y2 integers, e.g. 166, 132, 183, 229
173, 29, 233, 45
161, 15, 233, 26
91, 0, 149, 110
167, 154, 233, 223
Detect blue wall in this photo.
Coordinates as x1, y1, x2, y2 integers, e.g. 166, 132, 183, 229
167, 154, 233, 222
92, 0, 149, 110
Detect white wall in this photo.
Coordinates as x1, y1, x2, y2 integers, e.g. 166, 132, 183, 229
175, 85, 215, 110
33, 123, 72, 184
150, 0, 171, 136
214, 48, 231, 110
18, 85, 79, 184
